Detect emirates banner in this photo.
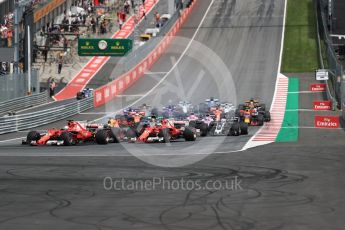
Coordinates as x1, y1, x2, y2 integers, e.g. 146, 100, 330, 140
313, 101, 332, 110
314, 116, 339, 128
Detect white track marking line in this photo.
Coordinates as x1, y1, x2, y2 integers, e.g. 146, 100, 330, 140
0, 151, 243, 157
94, 0, 216, 122
0, 137, 24, 143
286, 109, 331, 112
280, 126, 344, 129
115, 94, 146, 97
277, 0, 287, 73
288, 91, 321, 94
144, 72, 169, 75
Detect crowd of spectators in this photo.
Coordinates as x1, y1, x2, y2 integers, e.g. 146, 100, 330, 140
0, 12, 13, 48
0, 0, 46, 48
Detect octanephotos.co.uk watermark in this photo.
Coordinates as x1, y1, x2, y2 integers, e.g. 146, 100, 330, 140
103, 176, 243, 191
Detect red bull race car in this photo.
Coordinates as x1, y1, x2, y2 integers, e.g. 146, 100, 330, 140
236, 99, 271, 126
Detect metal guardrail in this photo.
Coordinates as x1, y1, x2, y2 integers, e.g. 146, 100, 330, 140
314, 0, 336, 110
316, 0, 344, 108
0, 91, 49, 116
0, 97, 93, 134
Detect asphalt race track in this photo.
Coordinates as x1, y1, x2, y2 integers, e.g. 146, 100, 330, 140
1, 0, 345, 229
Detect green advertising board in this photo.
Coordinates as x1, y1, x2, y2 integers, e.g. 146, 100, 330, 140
78, 38, 133, 56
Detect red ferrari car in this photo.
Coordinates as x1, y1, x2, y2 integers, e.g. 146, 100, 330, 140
22, 120, 118, 146
136, 118, 197, 143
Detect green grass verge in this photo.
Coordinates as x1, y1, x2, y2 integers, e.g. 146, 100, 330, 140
281, 0, 319, 72
276, 78, 299, 142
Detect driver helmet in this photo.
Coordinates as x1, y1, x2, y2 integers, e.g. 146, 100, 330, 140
150, 115, 157, 122
67, 121, 76, 128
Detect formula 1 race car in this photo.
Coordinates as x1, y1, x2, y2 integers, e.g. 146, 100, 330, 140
185, 107, 248, 137
177, 101, 194, 114
197, 97, 220, 114
170, 113, 209, 137
219, 102, 236, 114
210, 117, 248, 136
135, 117, 197, 143
22, 120, 119, 146
205, 97, 220, 108
161, 105, 181, 119
76, 88, 93, 100
236, 99, 271, 126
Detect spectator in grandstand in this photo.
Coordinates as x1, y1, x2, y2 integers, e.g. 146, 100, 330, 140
124, 0, 130, 14
63, 38, 68, 51
2, 28, 8, 47
49, 79, 57, 97
57, 54, 63, 74
117, 10, 126, 29
7, 29, 13, 47
142, 8, 146, 20
43, 49, 48, 63
155, 11, 160, 27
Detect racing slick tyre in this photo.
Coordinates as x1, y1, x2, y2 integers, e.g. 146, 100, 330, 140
238, 104, 245, 110
208, 122, 215, 131
110, 127, 121, 143
235, 109, 244, 122
26, 131, 41, 143
239, 122, 249, 135
188, 120, 196, 128
183, 127, 197, 141
60, 132, 75, 146
259, 104, 266, 111
126, 128, 138, 138
95, 130, 110, 145
229, 123, 240, 136
198, 103, 209, 113
150, 108, 160, 117
159, 128, 171, 143
76, 92, 85, 100
199, 123, 209, 137
257, 114, 264, 126
264, 111, 271, 122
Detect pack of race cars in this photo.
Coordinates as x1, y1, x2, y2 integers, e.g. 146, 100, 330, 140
22, 98, 271, 146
